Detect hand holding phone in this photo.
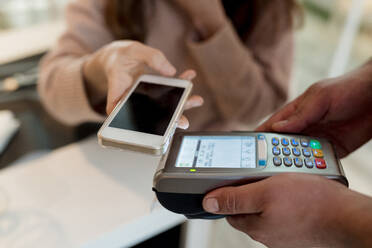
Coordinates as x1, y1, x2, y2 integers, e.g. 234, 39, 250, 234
83, 41, 177, 114
98, 74, 196, 155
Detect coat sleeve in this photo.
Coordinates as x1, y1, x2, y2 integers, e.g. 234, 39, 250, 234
38, 0, 113, 125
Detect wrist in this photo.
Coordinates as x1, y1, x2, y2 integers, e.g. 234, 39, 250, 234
329, 191, 372, 247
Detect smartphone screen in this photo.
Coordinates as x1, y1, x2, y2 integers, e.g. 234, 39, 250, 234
175, 136, 257, 168
109, 82, 185, 136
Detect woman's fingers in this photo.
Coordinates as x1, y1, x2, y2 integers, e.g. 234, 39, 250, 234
178, 96, 203, 129
176, 70, 201, 129
129, 42, 177, 76
184, 95, 204, 110
179, 69, 197, 80
179, 70, 203, 110
177, 115, 190, 129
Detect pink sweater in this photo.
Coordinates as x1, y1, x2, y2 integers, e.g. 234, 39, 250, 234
38, 0, 293, 131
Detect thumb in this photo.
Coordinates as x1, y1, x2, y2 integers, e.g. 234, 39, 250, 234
106, 73, 133, 115
202, 183, 266, 215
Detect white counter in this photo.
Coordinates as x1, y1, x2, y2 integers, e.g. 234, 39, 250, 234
0, 135, 370, 248
0, 136, 185, 248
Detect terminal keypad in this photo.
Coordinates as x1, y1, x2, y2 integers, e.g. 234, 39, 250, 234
271, 136, 326, 169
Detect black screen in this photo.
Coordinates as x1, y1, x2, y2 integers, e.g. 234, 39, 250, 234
109, 82, 185, 135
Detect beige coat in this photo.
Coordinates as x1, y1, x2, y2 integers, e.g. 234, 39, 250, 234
38, 0, 293, 131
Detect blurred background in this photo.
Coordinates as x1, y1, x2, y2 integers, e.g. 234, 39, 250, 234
1, 0, 372, 90
0, 0, 371, 247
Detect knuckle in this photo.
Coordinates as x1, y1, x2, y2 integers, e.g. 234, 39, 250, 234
307, 81, 324, 94
109, 41, 129, 51
111, 41, 140, 53
105, 65, 122, 81
105, 64, 116, 76
292, 108, 304, 120
223, 190, 237, 214
249, 231, 268, 244
105, 69, 115, 82
150, 49, 165, 64
128, 40, 141, 49
151, 47, 164, 57
110, 40, 122, 47
104, 54, 120, 72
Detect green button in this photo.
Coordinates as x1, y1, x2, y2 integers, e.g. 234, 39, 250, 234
310, 139, 322, 149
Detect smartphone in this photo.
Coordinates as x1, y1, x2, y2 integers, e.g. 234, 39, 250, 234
153, 131, 348, 219
98, 75, 193, 155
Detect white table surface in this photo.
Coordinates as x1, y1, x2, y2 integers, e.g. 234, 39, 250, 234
0, 136, 185, 248
0, 134, 370, 248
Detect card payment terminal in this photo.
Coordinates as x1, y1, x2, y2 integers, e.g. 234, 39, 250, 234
153, 132, 348, 219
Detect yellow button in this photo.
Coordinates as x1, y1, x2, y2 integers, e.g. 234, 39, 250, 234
312, 149, 324, 158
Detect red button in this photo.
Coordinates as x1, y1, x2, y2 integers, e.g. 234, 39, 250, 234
315, 158, 326, 169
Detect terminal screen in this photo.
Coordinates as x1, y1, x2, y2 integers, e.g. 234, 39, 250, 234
175, 136, 256, 168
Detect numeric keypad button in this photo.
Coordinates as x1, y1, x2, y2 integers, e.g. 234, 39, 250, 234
282, 147, 291, 156
283, 157, 292, 167
273, 157, 282, 166
272, 137, 279, 146
272, 146, 281, 156
301, 138, 309, 147
291, 138, 299, 146
312, 149, 324, 158
281, 138, 289, 146
292, 147, 301, 156
305, 158, 314, 168
315, 158, 327, 169
294, 158, 303, 167
302, 148, 311, 157
310, 140, 322, 149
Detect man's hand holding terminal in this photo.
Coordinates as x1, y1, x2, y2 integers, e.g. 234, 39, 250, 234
203, 60, 372, 248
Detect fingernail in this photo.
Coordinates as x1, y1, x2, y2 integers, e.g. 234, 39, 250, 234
186, 71, 196, 80
178, 122, 189, 129
189, 102, 201, 108
164, 64, 176, 75
204, 198, 219, 213
272, 120, 288, 129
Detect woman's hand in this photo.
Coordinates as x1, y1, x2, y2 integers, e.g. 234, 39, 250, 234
83, 41, 176, 114
83, 40, 203, 129
173, 0, 226, 39
177, 70, 204, 129
203, 173, 372, 248
256, 61, 372, 158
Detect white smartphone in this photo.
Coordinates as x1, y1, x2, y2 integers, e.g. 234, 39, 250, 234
98, 74, 193, 155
